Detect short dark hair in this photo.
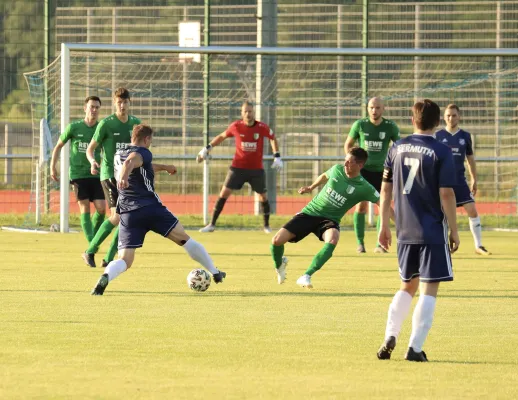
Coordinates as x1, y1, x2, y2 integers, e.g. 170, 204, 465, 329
132, 124, 153, 142
85, 96, 101, 106
445, 103, 460, 113
113, 87, 131, 100
412, 99, 440, 130
242, 100, 254, 108
347, 146, 368, 165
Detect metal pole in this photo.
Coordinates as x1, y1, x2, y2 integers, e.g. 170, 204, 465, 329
495, 1, 501, 194
414, 4, 421, 102
60, 43, 71, 233
4, 124, 11, 184
362, 0, 369, 118
202, 0, 210, 224
112, 8, 117, 95
337, 4, 343, 156
44, 0, 51, 214
87, 8, 92, 97
182, 7, 188, 195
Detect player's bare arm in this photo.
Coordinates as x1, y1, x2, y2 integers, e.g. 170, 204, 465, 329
466, 154, 478, 195
298, 173, 329, 194
439, 187, 460, 253
270, 137, 283, 171
196, 131, 228, 163
50, 139, 65, 182
118, 152, 143, 190
86, 139, 100, 175
152, 163, 177, 175
344, 136, 356, 154
378, 180, 393, 250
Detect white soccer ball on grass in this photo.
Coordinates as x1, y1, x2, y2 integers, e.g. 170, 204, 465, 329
187, 268, 211, 292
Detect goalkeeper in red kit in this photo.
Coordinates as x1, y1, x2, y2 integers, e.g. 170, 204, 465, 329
197, 101, 283, 233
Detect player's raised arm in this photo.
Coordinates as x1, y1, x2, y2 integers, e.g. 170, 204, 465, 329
298, 173, 329, 194
50, 139, 65, 182
153, 163, 177, 175
117, 152, 143, 190
196, 131, 228, 163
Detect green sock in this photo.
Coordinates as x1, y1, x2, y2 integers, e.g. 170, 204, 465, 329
376, 216, 381, 247
270, 244, 284, 269
354, 212, 365, 245
80, 213, 93, 242
305, 243, 336, 276
104, 227, 119, 263
86, 219, 116, 254
92, 211, 106, 236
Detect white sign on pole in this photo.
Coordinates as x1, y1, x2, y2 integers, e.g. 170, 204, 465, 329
179, 21, 201, 63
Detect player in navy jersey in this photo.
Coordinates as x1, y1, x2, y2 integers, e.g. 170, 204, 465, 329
435, 104, 491, 255
376, 100, 460, 362
91, 124, 226, 295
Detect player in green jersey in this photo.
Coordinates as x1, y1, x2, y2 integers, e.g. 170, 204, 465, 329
50, 96, 106, 243
83, 88, 141, 268
270, 147, 381, 289
344, 97, 400, 254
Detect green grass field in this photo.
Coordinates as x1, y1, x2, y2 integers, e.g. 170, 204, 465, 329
1, 229, 517, 399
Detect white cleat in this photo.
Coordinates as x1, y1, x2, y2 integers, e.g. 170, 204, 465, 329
276, 256, 288, 284
263, 226, 272, 234
199, 224, 215, 233
296, 274, 313, 289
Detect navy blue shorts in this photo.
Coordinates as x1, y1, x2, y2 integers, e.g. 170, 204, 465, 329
397, 243, 454, 282
453, 182, 474, 207
119, 205, 179, 249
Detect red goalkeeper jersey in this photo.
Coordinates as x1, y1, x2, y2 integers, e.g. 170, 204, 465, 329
225, 120, 275, 169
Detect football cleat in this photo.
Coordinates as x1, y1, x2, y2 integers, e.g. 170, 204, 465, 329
82, 252, 96, 268
377, 336, 396, 360
475, 246, 491, 256
91, 273, 109, 296
357, 244, 366, 254
101, 260, 109, 268
199, 224, 215, 233
276, 256, 288, 284
374, 246, 388, 254
212, 270, 226, 284
296, 274, 313, 289
263, 226, 272, 234
405, 347, 428, 362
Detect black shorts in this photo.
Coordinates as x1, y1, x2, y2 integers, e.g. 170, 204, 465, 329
71, 178, 105, 202
397, 243, 454, 283
360, 168, 383, 192
101, 178, 118, 208
119, 205, 179, 249
453, 182, 475, 207
224, 167, 267, 193
283, 213, 340, 243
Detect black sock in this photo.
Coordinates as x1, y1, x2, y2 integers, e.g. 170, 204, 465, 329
262, 200, 271, 227
211, 197, 227, 225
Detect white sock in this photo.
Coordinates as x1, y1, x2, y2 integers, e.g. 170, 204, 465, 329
469, 216, 483, 248
385, 290, 413, 340
408, 295, 437, 352
105, 259, 127, 282
183, 238, 219, 274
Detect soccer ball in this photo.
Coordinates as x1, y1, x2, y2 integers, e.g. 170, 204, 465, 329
187, 268, 211, 292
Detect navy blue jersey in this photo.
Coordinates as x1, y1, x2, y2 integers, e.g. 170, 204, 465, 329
114, 146, 161, 213
434, 128, 473, 183
384, 134, 456, 245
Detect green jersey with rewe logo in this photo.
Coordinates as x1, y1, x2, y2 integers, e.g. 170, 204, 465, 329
348, 117, 400, 172
59, 120, 101, 180
301, 164, 380, 224
93, 113, 141, 180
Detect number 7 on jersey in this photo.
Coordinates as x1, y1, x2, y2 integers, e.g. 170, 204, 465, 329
403, 157, 420, 194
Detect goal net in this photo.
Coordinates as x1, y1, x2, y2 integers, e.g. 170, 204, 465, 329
24, 46, 518, 231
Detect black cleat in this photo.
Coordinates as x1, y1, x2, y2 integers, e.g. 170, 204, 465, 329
91, 273, 109, 296
405, 347, 428, 362
101, 260, 109, 268
82, 252, 96, 268
212, 271, 226, 284
377, 336, 396, 360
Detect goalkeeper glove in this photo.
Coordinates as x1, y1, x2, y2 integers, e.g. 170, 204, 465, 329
272, 153, 283, 171
196, 144, 212, 163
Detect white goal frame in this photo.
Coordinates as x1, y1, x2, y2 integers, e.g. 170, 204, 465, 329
59, 43, 518, 232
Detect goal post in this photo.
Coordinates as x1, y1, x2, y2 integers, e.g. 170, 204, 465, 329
24, 43, 518, 232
